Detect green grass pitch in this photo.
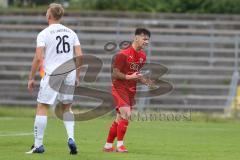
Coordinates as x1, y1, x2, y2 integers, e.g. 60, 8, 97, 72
0, 107, 240, 160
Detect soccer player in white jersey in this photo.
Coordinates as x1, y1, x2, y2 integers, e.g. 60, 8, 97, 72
26, 3, 83, 155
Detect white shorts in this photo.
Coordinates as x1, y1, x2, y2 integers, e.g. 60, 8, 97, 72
37, 71, 76, 105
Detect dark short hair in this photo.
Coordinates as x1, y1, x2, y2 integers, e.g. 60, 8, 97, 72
135, 28, 151, 38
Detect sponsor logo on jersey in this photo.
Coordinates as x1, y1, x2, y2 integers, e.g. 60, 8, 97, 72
130, 62, 140, 71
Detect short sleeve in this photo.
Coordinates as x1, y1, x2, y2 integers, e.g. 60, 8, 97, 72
113, 53, 127, 71
36, 32, 45, 47
73, 32, 80, 46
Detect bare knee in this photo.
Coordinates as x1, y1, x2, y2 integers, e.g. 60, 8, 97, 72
36, 103, 49, 116
62, 103, 72, 112
118, 106, 131, 121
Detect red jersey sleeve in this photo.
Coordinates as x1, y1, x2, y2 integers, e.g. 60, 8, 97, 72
113, 52, 127, 71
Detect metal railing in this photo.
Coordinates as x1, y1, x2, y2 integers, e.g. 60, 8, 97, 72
225, 35, 239, 108
114, 19, 239, 110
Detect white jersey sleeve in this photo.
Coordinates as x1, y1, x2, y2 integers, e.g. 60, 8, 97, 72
73, 32, 80, 46
37, 31, 46, 47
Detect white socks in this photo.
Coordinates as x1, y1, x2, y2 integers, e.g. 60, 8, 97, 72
104, 142, 124, 148
63, 111, 75, 141
117, 141, 124, 148
104, 143, 113, 149
105, 142, 124, 148
34, 115, 47, 148
33, 111, 74, 148
105, 141, 123, 148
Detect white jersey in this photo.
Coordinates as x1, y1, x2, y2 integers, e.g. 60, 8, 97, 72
37, 23, 80, 75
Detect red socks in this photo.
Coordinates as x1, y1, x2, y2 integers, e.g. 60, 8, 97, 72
107, 121, 118, 143
117, 119, 129, 141
106, 119, 129, 143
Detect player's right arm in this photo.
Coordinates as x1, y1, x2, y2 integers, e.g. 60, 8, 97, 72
28, 30, 45, 93
28, 47, 44, 93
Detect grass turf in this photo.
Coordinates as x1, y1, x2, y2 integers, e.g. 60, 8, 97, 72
0, 107, 240, 160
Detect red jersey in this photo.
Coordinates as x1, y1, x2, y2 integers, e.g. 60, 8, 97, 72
112, 46, 146, 95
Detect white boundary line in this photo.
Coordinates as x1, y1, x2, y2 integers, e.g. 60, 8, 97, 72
0, 132, 33, 137
0, 117, 15, 120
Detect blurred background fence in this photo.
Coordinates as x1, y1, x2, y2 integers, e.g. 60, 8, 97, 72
0, 11, 239, 112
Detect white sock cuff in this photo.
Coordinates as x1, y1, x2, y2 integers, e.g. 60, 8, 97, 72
104, 143, 113, 149
35, 115, 47, 125
63, 111, 74, 121
117, 141, 124, 148
36, 115, 47, 119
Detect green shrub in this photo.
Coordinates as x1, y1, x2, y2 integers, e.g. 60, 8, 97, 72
70, 0, 240, 14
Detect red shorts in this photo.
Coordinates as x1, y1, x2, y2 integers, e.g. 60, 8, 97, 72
112, 87, 135, 112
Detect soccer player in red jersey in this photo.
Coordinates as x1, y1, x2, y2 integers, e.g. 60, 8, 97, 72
103, 28, 151, 152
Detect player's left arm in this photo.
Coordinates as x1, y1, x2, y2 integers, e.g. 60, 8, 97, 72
139, 76, 154, 86
28, 47, 44, 93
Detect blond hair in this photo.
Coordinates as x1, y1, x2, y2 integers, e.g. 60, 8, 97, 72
48, 3, 64, 21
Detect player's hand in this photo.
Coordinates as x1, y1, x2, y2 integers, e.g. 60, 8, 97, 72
139, 77, 157, 89
126, 72, 143, 80
28, 79, 35, 93
146, 79, 158, 89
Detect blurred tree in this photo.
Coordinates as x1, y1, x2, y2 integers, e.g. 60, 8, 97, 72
11, 0, 58, 6
69, 0, 240, 14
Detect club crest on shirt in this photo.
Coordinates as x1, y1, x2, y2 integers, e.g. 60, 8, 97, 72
139, 58, 144, 64
130, 62, 139, 71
